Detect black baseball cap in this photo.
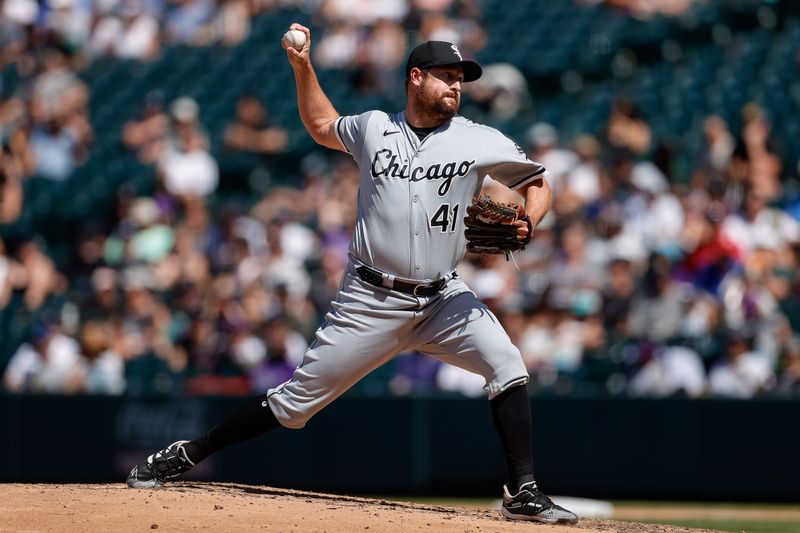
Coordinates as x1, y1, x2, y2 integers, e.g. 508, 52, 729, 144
405, 41, 482, 82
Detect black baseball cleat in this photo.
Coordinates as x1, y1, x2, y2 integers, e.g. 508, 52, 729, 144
126, 440, 196, 488
501, 481, 579, 524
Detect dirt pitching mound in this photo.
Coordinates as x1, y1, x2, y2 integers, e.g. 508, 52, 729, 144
1, 483, 719, 532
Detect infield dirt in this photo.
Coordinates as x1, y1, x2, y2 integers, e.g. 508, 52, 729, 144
0, 483, 721, 533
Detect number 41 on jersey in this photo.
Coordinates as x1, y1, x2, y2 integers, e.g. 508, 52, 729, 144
430, 203, 459, 233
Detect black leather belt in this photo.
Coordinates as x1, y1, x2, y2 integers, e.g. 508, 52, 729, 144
355, 265, 456, 297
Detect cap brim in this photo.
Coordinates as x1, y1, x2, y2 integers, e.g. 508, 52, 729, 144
460, 61, 482, 82
429, 60, 483, 82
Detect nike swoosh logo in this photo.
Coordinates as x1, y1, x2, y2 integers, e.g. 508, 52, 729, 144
383, 130, 400, 136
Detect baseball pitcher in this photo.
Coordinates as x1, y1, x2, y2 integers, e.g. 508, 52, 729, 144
127, 23, 577, 525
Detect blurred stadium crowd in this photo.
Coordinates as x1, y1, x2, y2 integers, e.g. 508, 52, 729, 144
2, 0, 800, 399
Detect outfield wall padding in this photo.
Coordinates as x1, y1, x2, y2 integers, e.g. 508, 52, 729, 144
1, 394, 796, 500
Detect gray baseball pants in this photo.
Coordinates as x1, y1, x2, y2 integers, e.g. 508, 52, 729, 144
267, 263, 528, 429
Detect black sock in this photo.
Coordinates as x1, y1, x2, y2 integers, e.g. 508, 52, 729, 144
490, 384, 535, 494
183, 395, 281, 464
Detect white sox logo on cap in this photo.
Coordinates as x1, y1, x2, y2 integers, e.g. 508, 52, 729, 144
405, 41, 482, 82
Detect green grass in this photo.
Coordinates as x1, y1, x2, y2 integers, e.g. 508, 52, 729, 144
614, 500, 800, 533
623, 518, 800, 533
387, 497, 800, 532
613, 500, 800, 512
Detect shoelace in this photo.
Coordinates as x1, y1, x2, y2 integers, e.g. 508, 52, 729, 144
150, 445, 189, 480
527, 490, 556, 508
517, 486, 557, 509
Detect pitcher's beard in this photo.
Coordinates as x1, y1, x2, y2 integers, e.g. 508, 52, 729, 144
416, 86, 459, 122
432, 97, 458, 119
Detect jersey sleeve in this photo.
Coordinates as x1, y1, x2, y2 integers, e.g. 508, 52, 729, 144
483, 133, 548, 190
334, 111, 376, 160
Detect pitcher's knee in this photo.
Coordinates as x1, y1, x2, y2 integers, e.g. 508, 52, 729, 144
265, 384, 327, 429
484, 355, 529, 400
486, 374, 529, 399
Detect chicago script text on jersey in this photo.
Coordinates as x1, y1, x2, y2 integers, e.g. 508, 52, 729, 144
369, 149, 476, 196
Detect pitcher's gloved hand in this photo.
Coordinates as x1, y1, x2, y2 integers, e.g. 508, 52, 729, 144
464, 195, 533, 258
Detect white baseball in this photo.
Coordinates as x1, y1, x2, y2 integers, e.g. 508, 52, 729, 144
282, 29, 306, 51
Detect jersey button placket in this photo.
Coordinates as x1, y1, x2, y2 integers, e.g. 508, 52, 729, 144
411, 194, 424, 276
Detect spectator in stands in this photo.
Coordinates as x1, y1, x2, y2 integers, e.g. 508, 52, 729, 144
773, 245, 800, 332
464, 252, 519, 314
272, 282, 317, 340
435, 359, 485, 397
623, 161, 684, 256
699, 115, 735, 177
223, 93, 288, 159
601, 257, 636, 338
628, 344, 707, 398
27, 48, 92, 179
117, 266, 187, 394
352, 18, 407, 94
81, 267, 123, 322
448, 0, 487, 55
548, 221, 603, 312
157, 96, 219, 200
591, 0, 695, 20
308, 246, 347, 316
29, 48, 89, 126
90, 1, 160, 61
679, 292, 722, 344
122, 90, 170, 164
736, 103, 783, 202
0, 0, 36, 69
262, 219, 312, 300
44, 0, 93, 56
721, 187, 800, 257
679, 198, 738, 295
10, 239, 65, 311
604, 98, 652, 157
386, 351, 440, 396
315, 0, 391, 27
77, 320, 126, 394
525, 123, 578, 196
776, 336, 800, 395
0, 158, 22, 223
314, 21, 360, 69
1, 95, 37, 178
4, 0, 800, 399
28, 116, 81, 180
519, 308, 557, 381
164, 0, 216, 45
3, 322, 83, 393
249, 315, 307, 391
0, 238, 12, 309
208, 0, 253, 46
555, 134, 602, 217
627, 253, 682, 342
416, 9, 459, 45
466, 63, 531, 120
163, 96, 209, 150
127, 197, 176, 264
411, 0, 454, 12
709, 331, 775, 398
63, 225, 110, 282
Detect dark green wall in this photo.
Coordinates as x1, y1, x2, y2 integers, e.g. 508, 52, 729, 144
1, 394, 798, 500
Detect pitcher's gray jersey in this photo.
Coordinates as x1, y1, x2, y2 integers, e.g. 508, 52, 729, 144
335, 110, 548, 280
267, 110, 543, 430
